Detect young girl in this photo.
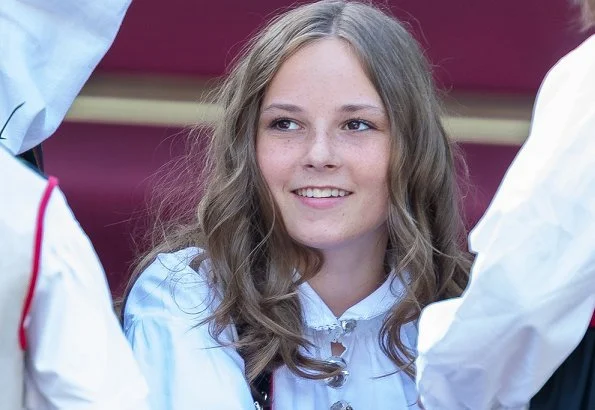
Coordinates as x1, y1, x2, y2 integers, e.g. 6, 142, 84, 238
123, 1, 470, 409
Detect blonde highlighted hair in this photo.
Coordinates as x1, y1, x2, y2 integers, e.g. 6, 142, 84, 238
124, 0, 470, 384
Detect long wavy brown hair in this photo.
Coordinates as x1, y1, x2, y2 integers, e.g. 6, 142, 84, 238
124, 0, 471, 384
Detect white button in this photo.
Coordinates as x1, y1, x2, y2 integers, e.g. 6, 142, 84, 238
330, 400, 353, 410
340, 319, 356, 334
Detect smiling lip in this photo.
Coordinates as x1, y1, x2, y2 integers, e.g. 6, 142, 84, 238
292, 187, 352, 210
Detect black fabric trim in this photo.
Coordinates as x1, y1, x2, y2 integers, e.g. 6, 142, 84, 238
252, 371, 272, 409
236, 324, 272, 409
17, 145, 44, 173
531, 328, 595, 409
0, 102, 25, 140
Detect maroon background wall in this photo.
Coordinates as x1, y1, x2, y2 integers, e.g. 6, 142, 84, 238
44, 124, 187, 293
99, 0, 591, 91
44, 0, 590, 294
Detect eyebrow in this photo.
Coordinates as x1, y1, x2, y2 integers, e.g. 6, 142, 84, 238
261, 103, 304, 114
339, 104, 385, 115
260, 103, 385, 115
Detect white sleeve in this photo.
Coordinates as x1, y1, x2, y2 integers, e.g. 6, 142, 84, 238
416, 36, 595, 410
0, 0, 130, 154
24, 188, 149, 409
123, 250, 256, 410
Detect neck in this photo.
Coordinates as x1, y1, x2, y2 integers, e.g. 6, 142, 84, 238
307, 228, 389, 317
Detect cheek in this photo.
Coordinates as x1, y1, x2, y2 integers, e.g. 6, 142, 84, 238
358, 147, 391, 213
359, 147, 390, 188
256, 140, 293, 188
256, 137, 275, 180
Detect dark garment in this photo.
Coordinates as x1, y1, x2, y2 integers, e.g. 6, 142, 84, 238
236, 324, 272, 409
531, 328, 595, 409
17, 144, 44, 173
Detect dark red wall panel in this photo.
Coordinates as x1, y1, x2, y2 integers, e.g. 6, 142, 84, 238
99, 0, 592, 92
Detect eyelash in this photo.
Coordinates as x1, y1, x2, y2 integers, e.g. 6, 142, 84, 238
343, 119, 374, 131
269, 118, 299, 131
268, 118, 376, 131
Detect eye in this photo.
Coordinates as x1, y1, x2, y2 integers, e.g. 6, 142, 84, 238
344, 120, 372, 131
271, 119, 300, 131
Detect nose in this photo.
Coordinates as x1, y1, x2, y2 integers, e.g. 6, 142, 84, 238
303, 128, 340, 171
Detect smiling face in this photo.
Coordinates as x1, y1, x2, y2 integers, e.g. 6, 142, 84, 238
256, 38, 391, 252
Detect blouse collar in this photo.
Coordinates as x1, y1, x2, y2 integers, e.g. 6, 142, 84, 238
297, 272, 406, 330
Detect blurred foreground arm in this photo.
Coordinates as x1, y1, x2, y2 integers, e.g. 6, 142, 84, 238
416, 36, 595, 410
0, 0, 130, 154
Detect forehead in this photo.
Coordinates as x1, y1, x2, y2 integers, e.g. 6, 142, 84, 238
261, 38, 383, 109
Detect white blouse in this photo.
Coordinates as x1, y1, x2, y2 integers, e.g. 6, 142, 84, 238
416, 35, 595, 410
23, 186, 149, 409
124, 247, 421, 410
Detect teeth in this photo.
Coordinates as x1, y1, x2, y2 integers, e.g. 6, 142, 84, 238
296, 188, 349, 198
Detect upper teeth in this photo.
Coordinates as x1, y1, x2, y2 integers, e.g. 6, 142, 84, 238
296, 188, 349, 198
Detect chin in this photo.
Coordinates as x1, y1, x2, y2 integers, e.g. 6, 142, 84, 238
286, 221, 388, 252
288, 231, 352, 251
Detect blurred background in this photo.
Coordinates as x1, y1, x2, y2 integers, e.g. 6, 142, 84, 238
43, 0, 593, 295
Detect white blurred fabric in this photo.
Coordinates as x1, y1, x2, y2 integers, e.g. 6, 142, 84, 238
23, 179, 149, 409
0, 0, 150, 407
0, 0, 129, 154
0, 145, 149, 409
416, 35, 595, 410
